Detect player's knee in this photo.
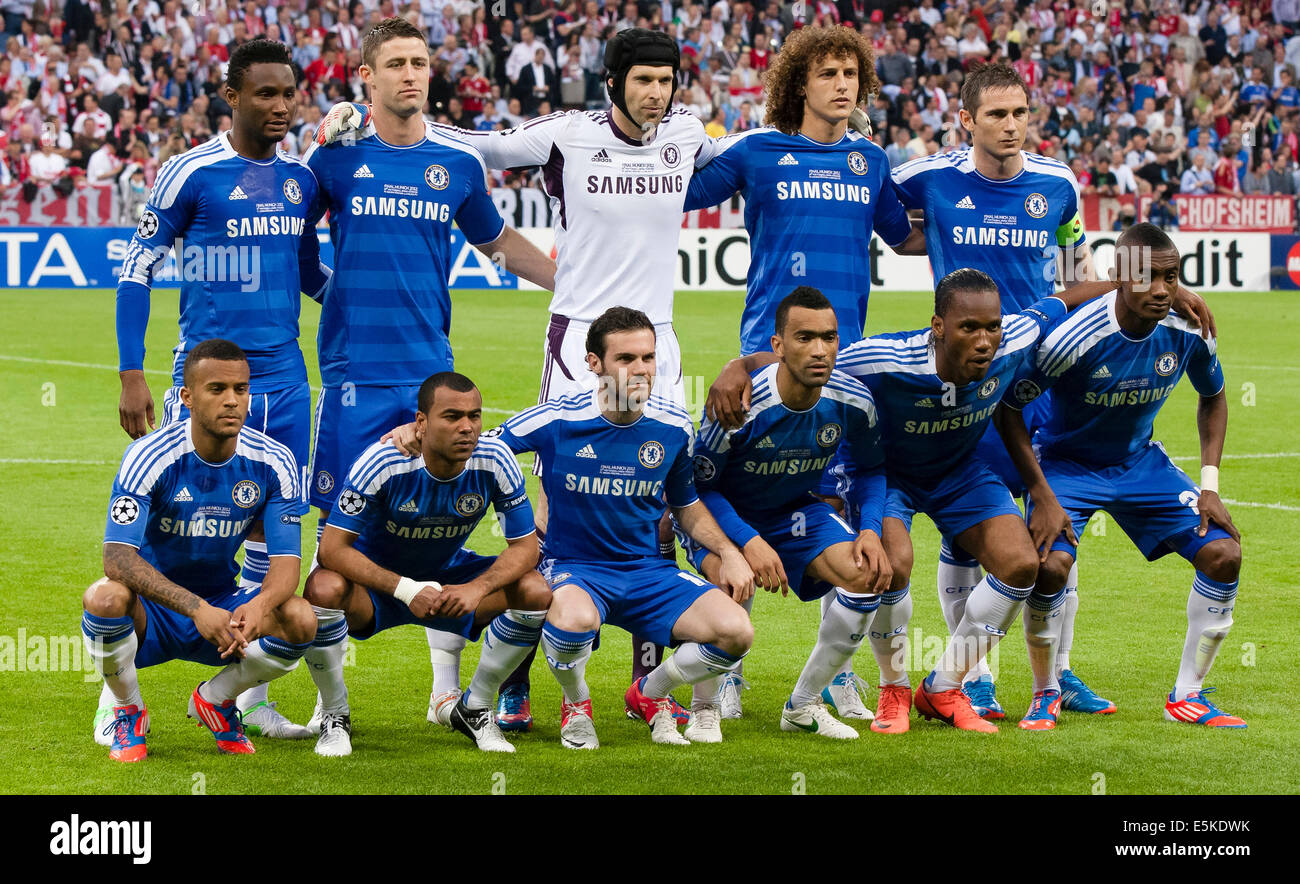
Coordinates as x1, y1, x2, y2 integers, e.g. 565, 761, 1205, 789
303, 568, 349, 609
1001, 550, 1039, 589
511, 572, 553, 611
277, 596, 318, 644
1198, 540, 1242, 584
83, 578, 132, 618
547, 590, 600, 632
1037, 554, 1073, 594
712, 607, 753, 655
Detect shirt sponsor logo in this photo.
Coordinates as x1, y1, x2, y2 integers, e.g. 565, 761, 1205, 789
741, 454, 833, 476
950, 227, 1051, 248
563, 474, 665, 497
585, 173, 685, 194
776, 181, 873, 203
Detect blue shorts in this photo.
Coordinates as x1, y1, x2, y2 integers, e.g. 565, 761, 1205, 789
350, 548, 493, 641
1027, 442, 1233, 563
681, 501, 855, 602
885, 458, 1023, 540
136, 584, 257, 668
163, 382, 311, 503
309, 384, 422, 510
540, 557, 715, 647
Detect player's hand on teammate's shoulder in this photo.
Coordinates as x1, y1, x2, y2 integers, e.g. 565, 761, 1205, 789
1197, 491, 1240, 542
717, 547, 756, 603
118, 370, 156, 439
316, 101, 371, 146
742, 535, 788, 596
1173, 285, 1217, 340
1027, 491, 1078, 561
852, 529, 893, 594
193, 600, 249, 659
381, 421, 422, 455
705, 358, 753, 428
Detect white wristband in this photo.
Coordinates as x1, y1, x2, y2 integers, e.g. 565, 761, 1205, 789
1200, 465, 1220, 495
394, 577, 441, 608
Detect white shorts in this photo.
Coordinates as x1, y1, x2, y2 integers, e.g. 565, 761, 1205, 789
538, 314, 685, 407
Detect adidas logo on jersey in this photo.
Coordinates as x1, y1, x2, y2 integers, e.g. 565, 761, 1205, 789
398, 499, 418, 513
778, 153, 798, 166
591, 149, 612, 164
353, 164, 374, 178
228, 186, 248, 200
576, 444, 597, 459
915, 398, 934, 408
173, 486, 193, 502
955, 195, 975, 209
756, 436, 775, 448
1092, 365, 1112, 379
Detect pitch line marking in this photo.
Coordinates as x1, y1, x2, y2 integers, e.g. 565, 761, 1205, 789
1169, 453, 1300, 461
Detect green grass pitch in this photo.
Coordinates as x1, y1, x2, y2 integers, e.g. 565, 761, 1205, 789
0, 286, 1295, 795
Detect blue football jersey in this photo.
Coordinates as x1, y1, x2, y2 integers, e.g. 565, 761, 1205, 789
103, 420, 303, 597
694, 364, 884, 535
688, 128, 912, 355
836, 298, 1067, 483
1004, 293, 1225, 467
496, 391, 697, 562
325, 436, 534, 580
116, 133, 328, 388
306, 124, 506, 387
891, 148, 1086, 311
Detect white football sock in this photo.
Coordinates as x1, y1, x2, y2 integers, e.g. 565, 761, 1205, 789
937, 540, 988, 684
541, 623, 596, 703
238, 540, 268, 592
201, 636, 310, 704
869, 586, 913, 687
790, 590, 878, 707
1055, 563, 1079, 675
1175, 573, 1238, 700
82, 613, 141, 708
691, 674, 723, 710
427, 628, 466, 695
304, 606, 350, 715
928, 574, 1031, 692
1024, 589, 1066, 692
465, 610, 546, 710
644, 642, 741, 697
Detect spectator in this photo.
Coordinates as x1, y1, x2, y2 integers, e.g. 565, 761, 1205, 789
1267, 150, 1297, 195
85, 139, 123, 189
516, 46, 558, 116
1180, 151, 1215, 194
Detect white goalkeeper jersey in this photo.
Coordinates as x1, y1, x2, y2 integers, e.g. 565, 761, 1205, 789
433, 108, 709, 324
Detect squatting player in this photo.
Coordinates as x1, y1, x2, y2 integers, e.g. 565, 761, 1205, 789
997, 223, 1245, 730
494, 307, 756, 748
346, 29, 714, 729
304, 17, 555, 726
684, 288, 890, 742
688, 24, 923, 720
83, 340, 317, 761
302, 372, 552, 756
111, 38, 328, 740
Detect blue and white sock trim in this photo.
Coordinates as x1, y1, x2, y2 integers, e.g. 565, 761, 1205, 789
1192, 572, 1239, 603
939, 538, 979, 567
986, 574, 1033, 602
879, 586, 910, 606
81, 612, 134, 643
541, 623, 596, 653
312, 616, 349, 647
489, 613, 544, 647
259, 635, 311, 661
699, 642, 743, 672
835, 589, 881, 613
1026, 588, 1067, 612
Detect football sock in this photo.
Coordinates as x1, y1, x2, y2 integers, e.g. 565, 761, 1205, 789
691, 674, 722, 710
82, 612, 141, 708
201, 635, 310, 703
938, 539, 988, 684
500, 645, 537, 691
1055, 563, 1079, 676
820, 590, 851, 685
541, 623, 596, 703
427, 628, 465, 695
1025, 589, 1066, 692
1175, 572, 1238, 700
928, 574, 1031, 692
644, 642, 741, 697
310, 520, 325, 571
238, 540, 268, 592
790, 590, 878, 707
304, 606, 350, 714
630, 634, 664, 681
869, 586, 913, 687
465, 610, 547, 711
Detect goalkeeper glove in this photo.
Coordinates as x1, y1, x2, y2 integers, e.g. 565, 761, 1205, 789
848, 106, 873, 138
316, 101, 372, 146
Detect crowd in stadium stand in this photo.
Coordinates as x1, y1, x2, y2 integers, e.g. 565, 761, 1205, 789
2, 0, 1298, 228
